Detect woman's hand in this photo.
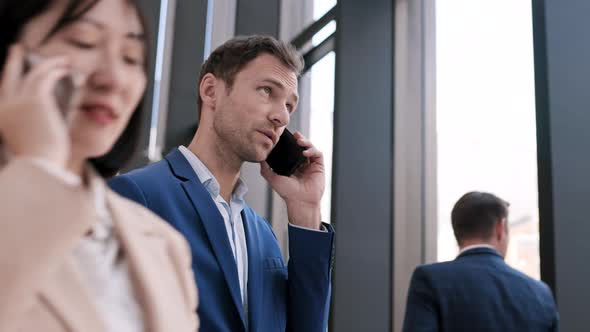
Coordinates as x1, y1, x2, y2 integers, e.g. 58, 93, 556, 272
0, 44, 72, 167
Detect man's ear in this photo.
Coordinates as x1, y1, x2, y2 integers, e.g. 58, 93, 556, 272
496, 218, 507, 241
199, 73, 218, 110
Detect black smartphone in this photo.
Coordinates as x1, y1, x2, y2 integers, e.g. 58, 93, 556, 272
24, 53, 78, 116
266, 128, 307, 177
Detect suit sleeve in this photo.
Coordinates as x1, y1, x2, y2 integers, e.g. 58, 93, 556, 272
286, 222, 334, 332
0, 159, 94, 329
108, 174, 149, 207
402, 266, 440, 332
544, 283, 559, 332
551, 314, 559, 332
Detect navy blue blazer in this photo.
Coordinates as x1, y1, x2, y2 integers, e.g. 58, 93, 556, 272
109, 148, 334, 332
402, 247, 559, 332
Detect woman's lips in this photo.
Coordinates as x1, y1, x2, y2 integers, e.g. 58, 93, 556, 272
80, 103, 118, 126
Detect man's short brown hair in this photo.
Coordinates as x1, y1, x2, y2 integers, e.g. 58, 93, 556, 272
451, 191, 510, 245
197, 35, 304, 111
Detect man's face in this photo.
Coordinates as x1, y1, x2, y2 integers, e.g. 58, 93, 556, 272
212, 53, 299, 162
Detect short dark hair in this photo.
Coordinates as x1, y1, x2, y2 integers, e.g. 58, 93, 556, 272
451, 191, 510, 244
197, 35, 304, 112
0, 0, 151, 178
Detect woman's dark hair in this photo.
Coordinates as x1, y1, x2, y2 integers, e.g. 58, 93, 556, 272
0, 0, 151, 178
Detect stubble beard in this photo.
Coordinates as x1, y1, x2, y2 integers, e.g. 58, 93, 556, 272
213, 119, 267, 164
237, 133, 270, 163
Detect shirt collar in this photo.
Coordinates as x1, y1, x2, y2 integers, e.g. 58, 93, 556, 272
458, 243, 497, 256
178, 145, 248, 201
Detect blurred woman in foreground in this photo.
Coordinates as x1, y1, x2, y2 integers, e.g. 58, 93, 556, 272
0, 0, 198, 330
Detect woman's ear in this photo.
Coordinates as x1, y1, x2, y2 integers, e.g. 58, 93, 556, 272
199, 73, 218, 110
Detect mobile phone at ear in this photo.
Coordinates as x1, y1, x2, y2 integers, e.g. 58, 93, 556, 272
266, 128, 307, 177
24, 53, 78, 116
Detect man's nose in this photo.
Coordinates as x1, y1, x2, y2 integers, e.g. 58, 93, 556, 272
269, 103, 290, 127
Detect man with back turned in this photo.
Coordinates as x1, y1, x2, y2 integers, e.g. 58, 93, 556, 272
403, 191, 559, 332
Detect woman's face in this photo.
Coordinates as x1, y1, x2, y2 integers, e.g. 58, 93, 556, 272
18, 0, 147, 161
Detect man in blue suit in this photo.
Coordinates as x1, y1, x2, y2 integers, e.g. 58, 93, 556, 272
109, 35, 333, 332
403, 191, 559, 332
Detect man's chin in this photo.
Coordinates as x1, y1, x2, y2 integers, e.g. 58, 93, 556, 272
241, 149, 271, 163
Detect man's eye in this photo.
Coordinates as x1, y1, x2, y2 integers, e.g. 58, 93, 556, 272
259, 87, 272, 95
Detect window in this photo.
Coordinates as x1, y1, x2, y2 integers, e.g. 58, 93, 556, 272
308, 0, 337, 223
436, 0, 539, 279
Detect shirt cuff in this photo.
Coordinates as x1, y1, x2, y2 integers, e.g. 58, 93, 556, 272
288, 222, 328, 233
28, 158, 81, 186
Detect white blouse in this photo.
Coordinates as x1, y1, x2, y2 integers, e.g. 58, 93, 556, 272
31, 159, 146, 332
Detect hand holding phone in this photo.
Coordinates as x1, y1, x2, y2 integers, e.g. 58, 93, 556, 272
0, 46, 79, 166
24, 53, 83, 117
266, 128, 308, 177
261, 130, 324, 229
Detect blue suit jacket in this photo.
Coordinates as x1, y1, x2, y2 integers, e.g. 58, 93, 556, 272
109, 148, 334, 332
402, 247, 559, 332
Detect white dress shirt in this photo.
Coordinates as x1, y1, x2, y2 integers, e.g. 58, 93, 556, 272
179, 146, 250, 316
458, 244, 498, 256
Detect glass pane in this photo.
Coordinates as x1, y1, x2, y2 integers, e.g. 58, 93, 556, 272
312, 0, 337, 47
314, 0, 337, 20
309, 52, 335, 224
308, 0, 337, 223
436, 0, 539, 279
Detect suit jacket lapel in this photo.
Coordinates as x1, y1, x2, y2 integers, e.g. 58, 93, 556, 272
107, 190, 191, 332
39, 257, 106, 332
242, 208, 263, 331
37, 168, 106, 332
166, 148, 246, 328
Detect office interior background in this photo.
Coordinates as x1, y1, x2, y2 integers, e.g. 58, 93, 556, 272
131, 0, 589, 331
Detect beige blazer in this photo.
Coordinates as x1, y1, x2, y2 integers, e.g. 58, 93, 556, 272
0, 159, 199, 332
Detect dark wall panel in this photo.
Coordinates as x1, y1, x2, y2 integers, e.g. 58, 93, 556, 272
331, 0, 395, 331
164, 1, 209, 153
235, 0, 281, 37
533, 1, 590, 330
